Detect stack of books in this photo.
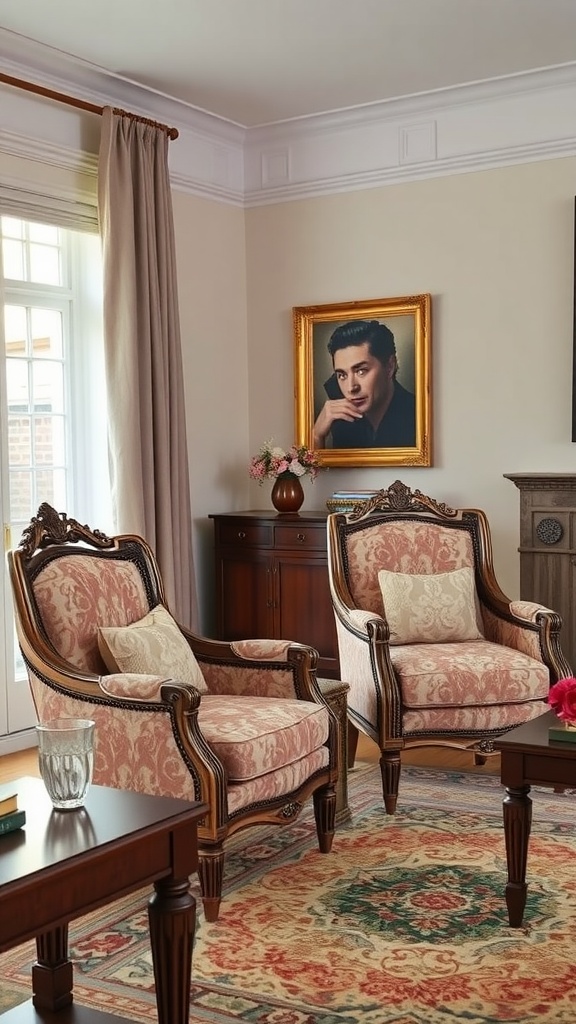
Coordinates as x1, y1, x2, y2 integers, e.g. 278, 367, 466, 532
0, 789, 26, 836
326, 490, 377, 513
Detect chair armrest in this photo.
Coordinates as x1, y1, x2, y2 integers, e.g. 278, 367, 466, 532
230, 639, 294, 661
193, 638, 326, 703
509, 599, 555, 621
482, 601, 571, 681
348, 608, 386, 634
27, 666, 207, 795
98, 672, 204, 703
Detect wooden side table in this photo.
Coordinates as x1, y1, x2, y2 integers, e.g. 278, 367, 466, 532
0, 776, 206, 1024
318, 677, 350, 824
495, 711, 576, 927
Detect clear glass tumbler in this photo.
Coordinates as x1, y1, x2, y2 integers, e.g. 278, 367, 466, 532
35, 718, 95, 810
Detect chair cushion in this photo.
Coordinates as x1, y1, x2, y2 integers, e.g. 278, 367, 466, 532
378, 566, 483, 644
98, 605, 208, 694
197, 695, 329, 782
226, 748, 330, 815
391, 639, 549, 709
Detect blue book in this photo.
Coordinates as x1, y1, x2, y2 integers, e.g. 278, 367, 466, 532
0, 809, 26, 835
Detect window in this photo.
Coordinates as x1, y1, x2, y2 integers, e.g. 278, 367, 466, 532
0, 215, 110, 737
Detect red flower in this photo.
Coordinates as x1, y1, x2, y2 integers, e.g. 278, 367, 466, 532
547, 676, 576, 722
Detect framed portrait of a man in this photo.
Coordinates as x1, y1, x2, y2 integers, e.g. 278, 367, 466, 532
293, 294, 432, 467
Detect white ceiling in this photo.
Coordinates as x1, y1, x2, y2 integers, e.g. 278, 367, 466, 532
2, 0, 576, 128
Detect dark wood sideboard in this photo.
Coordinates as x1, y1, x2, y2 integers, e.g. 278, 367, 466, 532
504, 473, 576, 673
210, 510, 339, 678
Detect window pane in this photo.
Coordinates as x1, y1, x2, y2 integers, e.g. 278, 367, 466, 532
1, 218, 63, 286
9, 470, 32, 522
32, 361, 65, 413
35, 415, 66, 466
8, 415, 31, 465
31, 308, 63, 358
1, 217, 24, 239
2, 238, 24, 280
29, 224, 59, 244
6, 358, 29, 408
36, 468, 67, 508
30, 243, 61, 286
4, 305, 27, 352
32, 358, 64, 409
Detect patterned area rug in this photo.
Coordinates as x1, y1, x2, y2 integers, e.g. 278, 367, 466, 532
2, 763, 576, 1023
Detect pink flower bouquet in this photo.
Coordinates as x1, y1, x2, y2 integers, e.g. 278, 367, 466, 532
547, 677, 576, 723
249, 441, 321, 484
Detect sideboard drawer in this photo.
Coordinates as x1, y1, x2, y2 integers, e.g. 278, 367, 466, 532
217, 523, 273, 548
274, 525, 326, 550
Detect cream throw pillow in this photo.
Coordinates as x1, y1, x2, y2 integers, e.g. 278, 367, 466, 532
98, 605, 208, 693
377, 566, 484, 645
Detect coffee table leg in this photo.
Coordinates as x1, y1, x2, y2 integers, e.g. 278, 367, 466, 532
33, 925, 73, 1010
148, 876, 196, 1024
502, 784, 532, 928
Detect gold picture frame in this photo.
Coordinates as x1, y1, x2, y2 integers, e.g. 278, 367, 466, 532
293, 294, 432, 467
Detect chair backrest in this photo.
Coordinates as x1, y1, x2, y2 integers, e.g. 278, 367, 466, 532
9, 503, 165, 676
328, 480, 492, 618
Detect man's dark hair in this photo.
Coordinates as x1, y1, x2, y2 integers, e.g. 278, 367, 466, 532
328, 319, 396, 366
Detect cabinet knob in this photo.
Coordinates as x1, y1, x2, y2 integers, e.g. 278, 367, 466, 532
237, 531, 246, 539
297, 533, 306, 543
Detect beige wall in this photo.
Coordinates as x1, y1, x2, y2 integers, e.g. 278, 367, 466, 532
245, 158, 576, 601
172, 191, 248, 629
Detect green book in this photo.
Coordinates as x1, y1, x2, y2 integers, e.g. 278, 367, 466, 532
0, 809, 26, 835
548, 725, 576, 744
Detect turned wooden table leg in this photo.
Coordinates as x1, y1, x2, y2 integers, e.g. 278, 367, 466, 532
502, 784, 532, 928
33, 925, 73, 1010
148, 876, 196, 1024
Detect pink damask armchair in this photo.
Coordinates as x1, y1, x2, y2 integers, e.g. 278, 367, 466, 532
327, 481, 570, 813
8, 503, 338, 922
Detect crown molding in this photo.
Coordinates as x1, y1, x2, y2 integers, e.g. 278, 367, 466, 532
1, 30, 576, 208
242, 64, 576, 204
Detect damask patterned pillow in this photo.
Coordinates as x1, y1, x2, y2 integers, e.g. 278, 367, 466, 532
98, 604, 208, 693
377, 566, 484, 645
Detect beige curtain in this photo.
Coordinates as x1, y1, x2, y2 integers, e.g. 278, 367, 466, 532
97, 107, 197, 629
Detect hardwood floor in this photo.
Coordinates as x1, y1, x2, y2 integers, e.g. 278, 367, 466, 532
0, 733, 500, 786
355, 732, 500, 774
0, 746, 40, 785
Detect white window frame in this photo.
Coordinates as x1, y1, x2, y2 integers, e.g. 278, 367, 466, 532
0, 215, 110, 749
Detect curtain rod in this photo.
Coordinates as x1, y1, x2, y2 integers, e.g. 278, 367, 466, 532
0, 70, 179, 140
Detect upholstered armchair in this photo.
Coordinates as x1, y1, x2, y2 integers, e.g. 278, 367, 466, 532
327, 480, 570, 814
8, 503, 338, 922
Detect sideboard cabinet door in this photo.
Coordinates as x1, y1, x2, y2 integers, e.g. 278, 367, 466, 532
210, 511, 340, 677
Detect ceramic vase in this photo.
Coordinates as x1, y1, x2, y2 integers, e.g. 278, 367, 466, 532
271, 473, 304, 514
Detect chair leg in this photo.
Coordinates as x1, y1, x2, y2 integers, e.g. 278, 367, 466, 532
347, 722, 359, 769
197, 847, 225, 923
379, 750, 401, 814
313, 784, 336, 853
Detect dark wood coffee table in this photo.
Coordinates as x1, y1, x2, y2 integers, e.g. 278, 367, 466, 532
0, 776, 206, 1023
495, 710, 576, 928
